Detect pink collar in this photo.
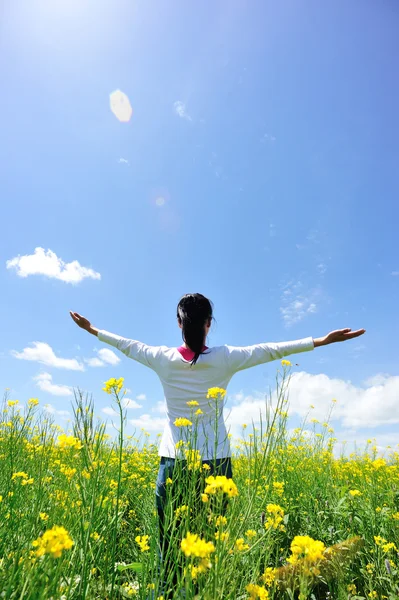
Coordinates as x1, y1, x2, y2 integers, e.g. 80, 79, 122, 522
177, 345, 208, 361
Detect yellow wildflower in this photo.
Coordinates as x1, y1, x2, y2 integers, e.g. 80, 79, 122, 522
102, 377, 124, 395
32, 525, 74, 558
135, 535, 150, 552
245, 529, 257, 538
287, 535, 326, 565
204, 475, 238, 498
186, 401, 199, 406
349, 490, 362, 497
265, 504, 285, 530
261, 567, 276, 587
215, 515, 227, 527
281, 360, 291, 367
246, 583, 269, 599
206, 387, 226, 399
57, 434, 82, 450
174, 418, 192, 427
235, 538, 250, 552
181, 532, 215, 558
28, 398, 39, 407
347, 584, 357, 595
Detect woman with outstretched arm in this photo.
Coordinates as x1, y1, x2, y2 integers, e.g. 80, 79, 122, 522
70, 293, 365, 597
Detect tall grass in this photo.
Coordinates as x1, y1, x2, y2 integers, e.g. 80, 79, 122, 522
0, 364, 398, 599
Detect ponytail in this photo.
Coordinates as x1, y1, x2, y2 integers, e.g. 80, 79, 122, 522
177, 293, 213, 366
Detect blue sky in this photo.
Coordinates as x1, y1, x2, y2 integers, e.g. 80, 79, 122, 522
1, 0, 398, 454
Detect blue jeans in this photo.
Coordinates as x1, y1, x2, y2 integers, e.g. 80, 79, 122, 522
155, 456, 233, 594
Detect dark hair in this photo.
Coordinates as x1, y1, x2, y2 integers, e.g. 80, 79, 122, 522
177, 293, 213, 366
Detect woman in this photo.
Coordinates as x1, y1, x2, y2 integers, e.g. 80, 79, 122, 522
70, 293, 365, 595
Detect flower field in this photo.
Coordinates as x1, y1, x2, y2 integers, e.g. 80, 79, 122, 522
0, 366, 398, 600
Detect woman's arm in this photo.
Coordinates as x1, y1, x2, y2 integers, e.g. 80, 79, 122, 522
313, 328, 366, 347
69, 312, 163, 370
70, 312, 98, 336
224, 327, 366, 374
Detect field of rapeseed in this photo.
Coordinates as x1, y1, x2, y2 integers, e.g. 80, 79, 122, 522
0, 364, 398, 600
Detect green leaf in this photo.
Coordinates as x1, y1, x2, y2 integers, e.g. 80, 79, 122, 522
117, 562, 142, 573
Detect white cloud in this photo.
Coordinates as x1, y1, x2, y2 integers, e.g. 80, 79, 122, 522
6, 247, 101, 284
262, 133, 276, 142
136, 393, 147, 402
102, 406, 118, 416
118, 157, 129, 164
225, 372, 399, 432
121, 398, 142, 409
43, 404, 71, 418
34, 373, 73, 397
317, 263, 327, 275
392, 271, 399, 276
85, 357, 104, 368
85, 348, 120, 368
280, 281, 321, 327
98, 348, 120, 365
12, 342, 84, 371
151, 400, 167, 414
129, 414, 167, 432
173, 101, 192, 121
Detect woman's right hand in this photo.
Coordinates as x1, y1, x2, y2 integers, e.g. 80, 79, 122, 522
314, 327, 366, 347
70, 312, 98, 336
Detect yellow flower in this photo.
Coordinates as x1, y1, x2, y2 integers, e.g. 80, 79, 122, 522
175, 505, 190, 519
349, 490, 362, 497
215, 531, 229, 542
181, 532, 215, 558
39, 512, 49, 521
12, 472, 29, 481
264, 504, 285, 531
174, 418, 192, 427
235, 538, 250, 552
204, 475, 238, 498
184, 449, 201, 470
368, 593, 377, 599
7, 400, 19, 407
374, 535, 386, 546
166, 477, 173, 485
28, 398, 39, 407
272, 481, 284, 497
195, 409, 203, 416
32, 525, 74, 558
186, 401, 199, 406
206, 387, 227, 399
57, 434, 83, 450
245, 529, 257, 539
261, 567, 276, 587
135, 535, 150, 552
287, 535, 326, 565
201, 493, 209, 503
190, 558, 212, 579
246, 583, 269, 599
382, 542, 397, 553
102, 377, 124, 395
347, 584, 357, 595
215, 516, 227, 527
281, 360, 292, 367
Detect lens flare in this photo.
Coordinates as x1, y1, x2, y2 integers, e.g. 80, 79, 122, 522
109, 90, 132, 123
